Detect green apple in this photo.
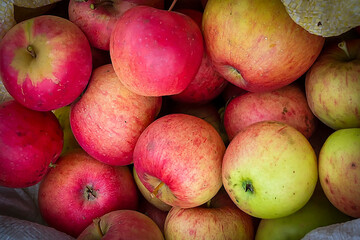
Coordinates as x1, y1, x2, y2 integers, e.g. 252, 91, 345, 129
255, 185, 353, 240
222, 121, 318, 219
319, 128, 360, 218
52, 105, 80, 155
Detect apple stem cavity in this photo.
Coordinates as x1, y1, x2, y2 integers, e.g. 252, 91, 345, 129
338, 41, 350, 59
168, 0, 178, 11
90, 0, 113, 10
150, 181, 165, 198
93, 218, 104, 237
26, 45, 36, 58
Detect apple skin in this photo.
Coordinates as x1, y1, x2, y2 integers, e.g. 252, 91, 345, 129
224, 84, 317, 141
133, 168, 172, 212
164, 188, 254, 240
202, 0, 325, 92
0, 100, 63, 188
133, 113, 225, 208
110, 6, 204, 96
77, 210, 164, 240
70, 64, 162, 166
255, 185, 353, 240
38, 149, 139, 237
0, 15, 92, 111
319, 128, 360, 218
222, 121, 318, 219
305, 38, 360, 130
68, 0, 164, 51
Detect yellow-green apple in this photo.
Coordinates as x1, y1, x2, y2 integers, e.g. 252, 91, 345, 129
319, 128, 360, 218
164, 188, 254, 240
110, 5, 204, 96
170, 9, 228, 104
38, 149, 139, 237
224, 84, 317, 141
0, 15, 92, 111
70, 64, 162, 166
0, 100, 63, 188
68, 0, 164, 51
77, 210, 164, 240
133, 168, 172, 212
305, 39, 360, 130
222, 121, 318, 219
52, 105, 81, 156
133, 113, 225, 208
202, 0, 325, 92
138, 193, 170, 234
255, 185, 353, 240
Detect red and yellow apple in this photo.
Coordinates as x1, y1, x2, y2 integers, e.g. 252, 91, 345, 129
133, 113, 225, 208
0, 15, 92, 111
110, 6, 204, 96
70, 64, 162, 166
202, 0, 325, 92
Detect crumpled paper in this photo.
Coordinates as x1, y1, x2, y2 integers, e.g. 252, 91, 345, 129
281, 0, 360, 37
0, 0, 62, 39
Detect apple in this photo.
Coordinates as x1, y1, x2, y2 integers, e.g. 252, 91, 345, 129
110, 5, 204, 96
202, 0, 325, 92
68, 0, 164, 51
38, 149, 139, 237
70, 64, 162, 166
222, 121, 318, 219
221, 82, 248, 104
91, 47, 111, 70
319, 128, 360, 218
0, 15, 92, 111
224, 84, 317, 141
169, 9, 228, 104
0, 100, 63, 188
164, 188, 254, 240
137, 194, 170, 234
77, 210, 164, 240
305, 39, 360, 130
133, 113, 225, 208
133, 168, 172, 212
255, 185, 353, 240
52, 105, 81, 156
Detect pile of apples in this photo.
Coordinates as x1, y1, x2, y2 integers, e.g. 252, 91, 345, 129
0, 0, 359, 239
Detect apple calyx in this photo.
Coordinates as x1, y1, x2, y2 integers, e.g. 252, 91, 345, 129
93, 218, 105, 237
338, 41, 350, 59
90, 0, 114, 10
85, 185, 97, 200
242, 180, 254, 194
26, 45, 36, 58
150, 181, 165, 198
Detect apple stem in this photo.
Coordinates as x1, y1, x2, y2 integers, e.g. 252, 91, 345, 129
150, 181, 165, 198
338, 41, 350, 59
168, 0, 178, 11
26, 45, 36, 58
93, 218, 104, 237
90, 0, 113, 10
206, 199, 212, 208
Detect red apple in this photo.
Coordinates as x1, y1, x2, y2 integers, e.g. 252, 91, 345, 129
38, 149, 138, 237
68, 0, 164, 51
202, 0, 325, 92
77, 210, 164, 240
0, 100, 63, 188
221, 82, 248, 104
70, 64, 162, 166
110, 5, 204, 96
0, 15, 92, 111
164, 188, 254, 239
133, 113, 225, 208
224, 84, 317, 141
305, 39, 360, 130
